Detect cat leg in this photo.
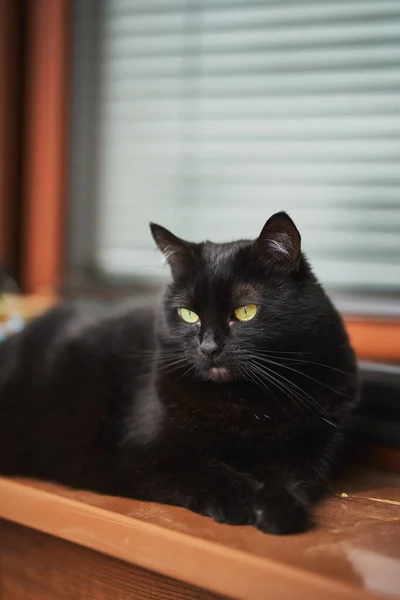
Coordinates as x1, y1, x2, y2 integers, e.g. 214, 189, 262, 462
250, 429, 343, 534
120, 451, 258, 526
185, 458, 258, 525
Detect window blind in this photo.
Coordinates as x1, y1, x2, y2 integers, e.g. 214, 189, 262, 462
75, 0, 400, 292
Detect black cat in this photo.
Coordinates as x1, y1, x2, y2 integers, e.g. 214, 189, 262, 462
0, 212, 358, 534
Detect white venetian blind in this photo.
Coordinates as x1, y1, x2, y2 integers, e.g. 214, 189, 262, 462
91, 0, 400, 292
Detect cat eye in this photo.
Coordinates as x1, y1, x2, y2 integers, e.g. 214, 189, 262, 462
234, 304, 258, 322
178, 308, 200, 324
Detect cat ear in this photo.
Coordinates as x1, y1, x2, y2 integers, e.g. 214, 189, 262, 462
253, 212, 301, 271
150, 223, 194, 278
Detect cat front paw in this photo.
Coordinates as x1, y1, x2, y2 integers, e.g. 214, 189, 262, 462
184, 462, 256, 526
187, 487, 254, 526
252, 483, 311, 534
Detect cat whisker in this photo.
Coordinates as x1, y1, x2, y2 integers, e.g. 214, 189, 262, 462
321, 417, 337, 428
155, 355, 193, 376
241, 364, 277, 401
239, 363, 291, 417
245, 350, 352, 375
245, 357, 323, 420
256, 357, 351, 398
240, 348, 312, 356
240, 349, 350, 405
113, 348, 186, 361
178, 364, 196, 380
247, 360, 312, 419
158, 360, 191, 374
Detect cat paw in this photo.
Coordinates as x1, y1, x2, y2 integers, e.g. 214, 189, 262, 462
184, 463, 256, 526
252, 483, 311, 534
206, 491, 254, 525
187, 489, 253, 525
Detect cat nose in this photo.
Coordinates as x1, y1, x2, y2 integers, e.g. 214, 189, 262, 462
200, 336, 221, 360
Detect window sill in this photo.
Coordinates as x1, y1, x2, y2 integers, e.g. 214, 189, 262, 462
0, 471, 399, 600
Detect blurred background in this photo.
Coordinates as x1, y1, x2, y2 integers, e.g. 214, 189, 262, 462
0, 1, 399, 325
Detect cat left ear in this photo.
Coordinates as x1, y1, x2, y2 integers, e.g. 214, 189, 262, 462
253, 212, 301, 272
150, 223, 194, 278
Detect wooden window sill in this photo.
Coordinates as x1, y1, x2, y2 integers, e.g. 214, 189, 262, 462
0, 469, 399, 600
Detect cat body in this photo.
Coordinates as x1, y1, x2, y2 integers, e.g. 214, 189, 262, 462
0, 213, 359, 533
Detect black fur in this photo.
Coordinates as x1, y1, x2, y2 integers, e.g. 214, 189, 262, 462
0, 212, 358, 534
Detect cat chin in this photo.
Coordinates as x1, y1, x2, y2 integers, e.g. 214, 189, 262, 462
208, 366, 232, 383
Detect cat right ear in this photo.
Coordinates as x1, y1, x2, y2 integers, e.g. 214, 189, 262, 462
150, 223, 194, 278
253, 212, 301, 272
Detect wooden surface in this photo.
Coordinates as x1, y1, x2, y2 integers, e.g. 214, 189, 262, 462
0, 519, 223, 600
0, 471, 399, 600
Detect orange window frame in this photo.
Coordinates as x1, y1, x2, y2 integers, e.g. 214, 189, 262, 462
0, 0, 20, 270
0, 0, 70, 295
345, 319, 400, 364
21, 0, 70, 295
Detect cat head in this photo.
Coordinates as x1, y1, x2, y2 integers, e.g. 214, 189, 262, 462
150, 212, 320, 384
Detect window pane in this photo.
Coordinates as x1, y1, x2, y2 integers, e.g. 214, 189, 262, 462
68, 0, 400, 295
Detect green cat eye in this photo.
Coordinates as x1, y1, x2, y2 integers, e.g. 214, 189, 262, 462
234, 304, 258, 322
178, 308, 200, 324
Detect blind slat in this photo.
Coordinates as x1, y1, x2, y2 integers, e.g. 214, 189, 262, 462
80, 0, 400, 293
